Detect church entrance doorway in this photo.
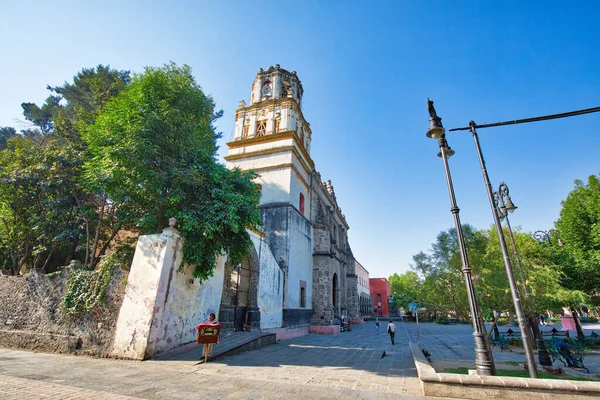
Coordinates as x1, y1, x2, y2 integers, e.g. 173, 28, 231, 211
232, 263, 250, 331
332, 273, 338, 315
220, 247, 261, 332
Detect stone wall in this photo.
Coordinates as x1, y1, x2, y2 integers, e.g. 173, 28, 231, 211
0, 268, 126, 356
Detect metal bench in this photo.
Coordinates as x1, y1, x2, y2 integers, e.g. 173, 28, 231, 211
541, 327, 570, 339
503, 328, 521, 339
490, 334, 511, 352
546, 339, 589, 373
438, 318, 459, 325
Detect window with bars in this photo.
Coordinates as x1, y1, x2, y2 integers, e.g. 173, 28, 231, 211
242, 125, 249, 139
256, 120, 267, 137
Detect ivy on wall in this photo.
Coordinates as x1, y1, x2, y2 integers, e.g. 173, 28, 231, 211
61, 255, 118, 315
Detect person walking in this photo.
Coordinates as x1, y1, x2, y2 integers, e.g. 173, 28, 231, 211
198, 313, 219, 361
387, 320, 397, 345
375, 317, 381, 334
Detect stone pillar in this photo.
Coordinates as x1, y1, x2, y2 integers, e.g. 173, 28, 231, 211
311, 262, 333, 325
245, 306, 261, 331
219, 304, 235, 333
112, 219, 225, 360
112, 221, 182, 360
346, 275, 358, 319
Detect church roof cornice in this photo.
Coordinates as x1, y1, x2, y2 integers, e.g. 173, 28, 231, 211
226, 131, 315, 170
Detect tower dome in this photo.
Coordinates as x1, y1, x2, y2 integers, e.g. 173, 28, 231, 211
250, 64, 304, 108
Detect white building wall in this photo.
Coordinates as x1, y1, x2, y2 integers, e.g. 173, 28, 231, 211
286, 215, 313, 309
250, 231, 284, 329
356, 261, 370, 298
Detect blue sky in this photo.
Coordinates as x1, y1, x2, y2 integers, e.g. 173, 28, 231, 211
1, 1, 599, 279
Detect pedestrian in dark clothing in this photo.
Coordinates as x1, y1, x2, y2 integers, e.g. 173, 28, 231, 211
387, 320, 397, 345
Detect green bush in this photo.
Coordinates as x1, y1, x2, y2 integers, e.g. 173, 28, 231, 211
579, 317, 598, 323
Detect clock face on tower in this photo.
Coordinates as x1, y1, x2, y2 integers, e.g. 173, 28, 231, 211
262, 85, 271, 95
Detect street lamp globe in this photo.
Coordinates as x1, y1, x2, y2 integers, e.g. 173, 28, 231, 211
504, 196, 518, 213
426, 117, 445, 139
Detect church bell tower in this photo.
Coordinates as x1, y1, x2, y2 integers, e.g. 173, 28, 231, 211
225, 64, 314, 218
225, 66, 315, 321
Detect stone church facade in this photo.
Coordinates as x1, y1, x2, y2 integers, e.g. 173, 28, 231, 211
224, 65, 359, 330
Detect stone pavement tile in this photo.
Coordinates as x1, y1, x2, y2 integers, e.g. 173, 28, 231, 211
0, 375, 141, 399
0, 322, 443, 399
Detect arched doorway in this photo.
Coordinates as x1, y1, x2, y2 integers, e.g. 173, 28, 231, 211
332, 273, 338, 315
220, 248, 261, 332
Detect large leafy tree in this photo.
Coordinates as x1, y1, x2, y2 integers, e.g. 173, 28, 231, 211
0, 66, 130, 274
389, 271, 422, 310
407, 224, 587, 322
84, 63, 262, 280
555, 174, 600, 306
406, 225, 487, 319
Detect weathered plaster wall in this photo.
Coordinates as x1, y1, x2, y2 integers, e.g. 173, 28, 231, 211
145, 254, 225, 358
251, 232, 284, 330
287, 210, 313, 310
112, 227, 226, 359
259, 204, 312, 327
112, 232, 169, 359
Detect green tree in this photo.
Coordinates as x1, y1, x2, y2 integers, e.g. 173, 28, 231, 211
0, 136, 79, 274
0, 127, 16, 150
555, 174, 600, 305
84, 63, 262, 280
389, 271, 422, 310
0, 66, 131, 274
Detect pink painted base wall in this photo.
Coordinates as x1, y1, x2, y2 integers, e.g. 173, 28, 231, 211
351, 319, 364, 324
309, 325, 340, 335
262, 327, 309, 341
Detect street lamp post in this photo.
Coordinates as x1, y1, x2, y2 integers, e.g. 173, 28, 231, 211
494, 183, 552, 366
533, 229, 563, 247
469, 121, 538, 378
426, 99, 496, 376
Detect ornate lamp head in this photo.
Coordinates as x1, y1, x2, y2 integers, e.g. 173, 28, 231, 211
426, 98, 446, 139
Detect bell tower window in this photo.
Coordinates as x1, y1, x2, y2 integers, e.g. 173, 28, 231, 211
256, 120, 267, 137
242, 125, 249, 139
274, 118, 281, 134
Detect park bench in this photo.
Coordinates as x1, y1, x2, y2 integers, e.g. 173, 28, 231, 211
503, 328, 521, 338
541, 327, 570, 339
490, 333, 511, 352
545, 338, 589, 373
437, 318, 459, 325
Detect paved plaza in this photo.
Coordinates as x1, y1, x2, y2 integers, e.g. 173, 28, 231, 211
403, 321, 600, 374
0, 322, 458, 400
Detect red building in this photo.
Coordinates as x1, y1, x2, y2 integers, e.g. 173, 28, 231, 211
370, 278, 391, 316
